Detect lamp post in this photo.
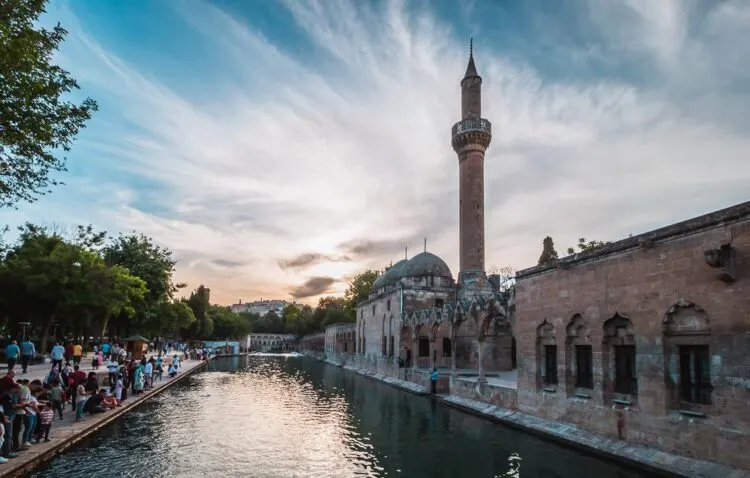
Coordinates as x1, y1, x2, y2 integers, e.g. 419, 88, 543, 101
19, 322, 31, 342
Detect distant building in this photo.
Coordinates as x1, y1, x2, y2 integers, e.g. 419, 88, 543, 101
230, 298, 294, 316
246, 333, 296, 352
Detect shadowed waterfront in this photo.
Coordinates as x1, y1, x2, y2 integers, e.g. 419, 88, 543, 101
32, 356, 647, 478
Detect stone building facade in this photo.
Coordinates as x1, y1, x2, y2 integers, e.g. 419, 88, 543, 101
300, 41, 750, 472
324, 323, 356, 357
514, 201, 750, 469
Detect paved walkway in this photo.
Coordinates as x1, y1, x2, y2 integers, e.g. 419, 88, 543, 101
0, 356, 204, 478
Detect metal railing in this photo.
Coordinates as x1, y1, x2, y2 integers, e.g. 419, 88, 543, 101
452, 117, 492, 138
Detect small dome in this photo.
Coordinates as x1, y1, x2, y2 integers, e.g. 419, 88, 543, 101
371, 259, 408, 292
402, 252, 452, 278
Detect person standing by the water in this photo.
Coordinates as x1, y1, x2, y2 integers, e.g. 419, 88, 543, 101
4, 342, 20, 373
19, 339, 36, 374
430, 368, 438, 394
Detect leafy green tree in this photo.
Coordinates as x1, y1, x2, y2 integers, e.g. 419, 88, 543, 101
157, 300, 196, 338
103, 233, 183, 336
566, 237, 611, 255
343, 269, 378, 320
538, 236, 559, 264
0, 224, 83, 351
186, 285, 212, 338
0, 0, 98, 207
209, 305, 249, 339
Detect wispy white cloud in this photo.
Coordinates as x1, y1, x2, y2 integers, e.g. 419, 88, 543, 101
2, 0, 748, 304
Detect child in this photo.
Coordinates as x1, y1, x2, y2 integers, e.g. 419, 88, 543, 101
168, 364, 177, 378
114, 374, 123, 406
35, 403, 53, 443
107, 358, 119, 385
75, 384, 87, 422
48, 380, 64, 420
92, 351, 99, 370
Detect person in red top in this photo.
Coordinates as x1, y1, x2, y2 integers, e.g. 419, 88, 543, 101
64, 342, 74, 363
69, 366, 87, 411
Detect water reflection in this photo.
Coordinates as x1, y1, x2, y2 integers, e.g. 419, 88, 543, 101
34, 356, 650, 478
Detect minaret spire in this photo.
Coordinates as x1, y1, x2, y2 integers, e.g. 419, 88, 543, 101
452, 38, 492, 284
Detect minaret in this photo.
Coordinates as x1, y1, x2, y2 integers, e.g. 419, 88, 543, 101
452, 39, 492, 286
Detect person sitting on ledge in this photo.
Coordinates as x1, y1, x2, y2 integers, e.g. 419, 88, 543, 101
168, 364, 177, 378
83, 389, 107, 415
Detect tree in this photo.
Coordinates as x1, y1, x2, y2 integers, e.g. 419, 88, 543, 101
488, 264, 516, 293
538, 236, 559, 264
186, 285, 212, 339
0, 0, 98, 207
566, 237, 611, 255
209, 305, 249, 339
343, 269, 378, 321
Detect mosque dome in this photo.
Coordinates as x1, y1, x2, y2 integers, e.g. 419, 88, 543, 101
371, 259, 408, 291
402, 252, 453, 279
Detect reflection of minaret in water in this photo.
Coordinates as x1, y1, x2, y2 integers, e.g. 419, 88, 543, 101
451, 38, 492, 287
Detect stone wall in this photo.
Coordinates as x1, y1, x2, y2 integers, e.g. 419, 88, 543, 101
450, 377, 518, 409
514, 202, 750, 469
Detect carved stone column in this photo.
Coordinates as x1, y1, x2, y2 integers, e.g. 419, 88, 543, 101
428, 326, 437, 370
411, 335, 419, 371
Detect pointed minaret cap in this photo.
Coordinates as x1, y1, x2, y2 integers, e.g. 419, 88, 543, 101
463, 37, 479, 79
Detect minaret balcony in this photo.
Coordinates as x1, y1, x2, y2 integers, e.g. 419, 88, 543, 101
452, 117, 492, 151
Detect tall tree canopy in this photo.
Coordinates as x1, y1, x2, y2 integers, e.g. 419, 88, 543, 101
0, 223, 158, 351
343, 269, 378, 320
0, 0, 98, 207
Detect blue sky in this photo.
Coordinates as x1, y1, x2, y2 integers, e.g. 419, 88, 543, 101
2, 0, 748, 304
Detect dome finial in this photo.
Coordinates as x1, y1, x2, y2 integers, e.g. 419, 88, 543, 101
424, 237, 427, 253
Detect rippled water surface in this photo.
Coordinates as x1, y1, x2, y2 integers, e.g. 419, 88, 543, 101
34, 356, 648, 478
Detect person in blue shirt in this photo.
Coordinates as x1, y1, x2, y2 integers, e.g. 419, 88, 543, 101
430, 367, 439, 394
101, 342, 111, 360
4, 342, 20, 373
19, 340, 36, 374
49, 343, 66, 373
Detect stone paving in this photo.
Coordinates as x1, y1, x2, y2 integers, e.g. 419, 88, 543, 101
0, 355, 203, 478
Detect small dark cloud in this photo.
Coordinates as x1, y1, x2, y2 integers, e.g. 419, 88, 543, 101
277, 252, 351, 271
209, 258, 245, 268
289, 276, 337, 299
338, 238, 406, 256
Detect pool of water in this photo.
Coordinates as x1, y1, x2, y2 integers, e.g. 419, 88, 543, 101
32, 356, 649, 478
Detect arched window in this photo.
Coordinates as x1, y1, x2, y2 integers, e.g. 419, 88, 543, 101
663, 300, 712, 410
381, 315, 387, 357
603, 313, 637, 399
388, 316, 394, 358
566, 314, 593, 393
536, 320, 557, 390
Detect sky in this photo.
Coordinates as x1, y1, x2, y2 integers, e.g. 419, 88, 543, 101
1, 0, 749, 305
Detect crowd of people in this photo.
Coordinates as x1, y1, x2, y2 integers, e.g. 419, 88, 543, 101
0, 342, 183, 465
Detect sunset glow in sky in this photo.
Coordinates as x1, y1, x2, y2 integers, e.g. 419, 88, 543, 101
1, 0, 748, 305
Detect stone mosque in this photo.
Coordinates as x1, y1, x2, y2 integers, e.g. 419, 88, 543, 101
308, 41, 750, 472
355, 40, 513, 381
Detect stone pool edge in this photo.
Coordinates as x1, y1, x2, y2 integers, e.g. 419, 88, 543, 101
316, 356, 748, 478
0, 359, 208, 478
